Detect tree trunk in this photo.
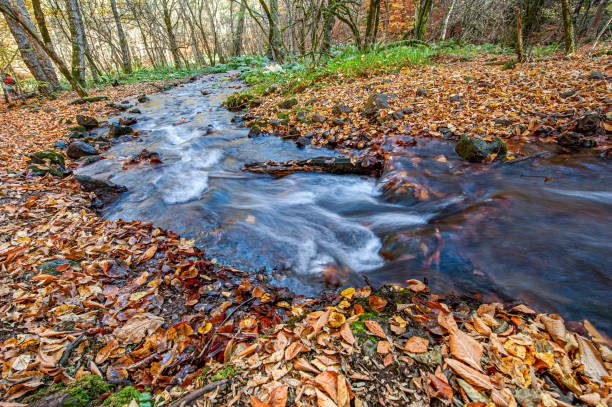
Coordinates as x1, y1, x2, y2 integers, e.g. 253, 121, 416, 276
203, 0, 225, 63
65, 0, 86, 84
11, 0, 61, 90
364, 0, 381, 50
586, 0, 609, 39
263, 0, 284, 62
233, 1, 246, 57
161, 0, 181, 69
414, 0, 433, 41
440, 0, 457, 40
0, 0, 87, 96
31, 0, 63, 90
561, 0, 576, 54
516, 3, 525, 62
110, 0, 132, 73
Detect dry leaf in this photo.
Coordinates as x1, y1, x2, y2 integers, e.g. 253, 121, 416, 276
269, 385, 288, 407
364, 320, 386, 338
449, 329, 484, 371
446, 358, 493, 390
377, 340, 391, 354
404, 336, 428, 353
368, 295, 387, 311
340, 323, 355, 345
250, 395, 271, 407
114, 313, 164, 344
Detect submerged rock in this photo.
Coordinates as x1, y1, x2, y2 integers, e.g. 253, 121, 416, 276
455, 135, 507, 162
575, 112, 600, 134
74, 175, 127, 205
108, 122, 133, 138
137, 94, 150, 103
67, 141, 98, 159
557, 132, 597, 149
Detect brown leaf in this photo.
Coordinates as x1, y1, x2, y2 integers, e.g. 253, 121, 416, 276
377, 340, 391, 354
473, 317, 492, 336
404, 336, 428, 353
340, 323, 355, 345
446, 358, 492, 390
383, 352, 394, 367
95, 339, 118, 364
540, 314, 566, 344
114, 313, 164, 345
368, 295, 387, 312
315, 371, 340, 403
284, 341, 307, 361
449, 329, 483, 371
364, 320, 386, 338
269, 385, 288, 407
490, 388, 516, 407
314, 308, 332, 336
577, 335, 608, 383
139, 244, 158, 263
427, 370, 453, 402
294, 358, 320, 374
316, 389, 337, 407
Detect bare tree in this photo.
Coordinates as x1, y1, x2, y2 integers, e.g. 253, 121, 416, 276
110, 0, 132, 73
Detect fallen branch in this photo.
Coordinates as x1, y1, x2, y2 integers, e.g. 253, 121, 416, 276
243, 156, 383, 178
169, 379, 228, 407
59, 334, 86, 366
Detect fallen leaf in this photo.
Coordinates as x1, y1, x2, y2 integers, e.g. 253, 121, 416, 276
368, 295, 387, 311
449, 328, 484, 371
269, 385, 288, 407
377, 340, 391, 354
404, 336, 428, 353
364, 320, 386, 338
446, 358, 492, 390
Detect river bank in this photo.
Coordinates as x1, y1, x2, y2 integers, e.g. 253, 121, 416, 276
0, 54, 610, 406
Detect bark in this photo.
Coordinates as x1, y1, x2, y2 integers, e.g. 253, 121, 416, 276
562, 0, 576, 54
261, 0, 284, 62
243, 156, 384, 178
233, 1, 246, 57
0, 0, 87, 96
1, 0, 51, 93
516, 3, 525, 62
440, 0, 457, 41
320, 0, 335, 55
364, 0, 381, 50
586, 0, 609, 39
65, 0, 86, 84
161, 0, 181, 69
110, 0, 132, 73
203, 0, 225, 63
11, 0, 61, 90
413, 0, 433, 41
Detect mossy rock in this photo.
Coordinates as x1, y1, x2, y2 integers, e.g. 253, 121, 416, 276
68, 96, 109, 105
104, 386, 140, 407
278, 97, 298, 109
36, 259, 80, 275
28, 150, 65, 168
455, 135, 507, 162
63, 375, 110, 407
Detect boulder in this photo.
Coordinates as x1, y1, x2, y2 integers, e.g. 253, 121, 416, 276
558, 132, 597, 149
27, 150, 66, 177
295, 137, 310, 148
54, 141, 67, 150
416, 87, 428, 97
575, 112, 600, 134
332, 118, 345, 126
589, 71, 605, 80
67, 141, 98, 159
364, 94, 390, 117
108, 122, 133, 138
332, 103, 352, 115
311, 113, 327, 123
76, 114, 99, 129
137, 95, 150, 103
455, 135, 507, 162
278, 97, 298, 109
75, 175, 127, 205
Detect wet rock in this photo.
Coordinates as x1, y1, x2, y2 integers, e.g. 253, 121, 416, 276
119, 116, 138, 126
311, 113, 327, 123
364, 93, 390, 117
69, 125, 87, 133
332, 118, 345, 126
106, 102, 129, 111
575, 112, 600, 134
295, 137, 310, 148
248, 124, 262, 137
28, 150, 65, 168
201, 89, 210, 96
137, 95, 150, 103
557, 132, 597, 149
455, 135, 507, 162
76, 114, 99, 129
54, 141, 67, 150
416, 87, 428, 96
450, 94, 462, 103
332, 103, 352, 115
392, 111, 405, 121
68, 96, 108, 105
560, 90, 577, 98
278, 97, 298, 109
296, 111, 308, 122
78, 155, 102, 166
108, 122, 133, 138
494, 118, 514, 127
589, 71, 605, 80
75, 175, 127, 205
437, 126, 455, 138
132, 149, 160, 161
67, 141, 98, 159
244, 156, 384, 177
129, 108, 141, 114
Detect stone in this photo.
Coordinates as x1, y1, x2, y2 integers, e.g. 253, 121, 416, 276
332, 103, 352, 115
75, 175, 127, 206
560, 90, 577, 98
455, 135, 507, 162
296, 111, 308, 122
67, 141, 98, 159
450, 95, 462, 103
392, 111, 404, 121
137, 95, 150, 103
119, 116, 137, 126
494, 119, 514, 126
28, 150, 65, 168
332, 118, 345, 126
416, 87, 428, 96
108, 122, 133, 138
278, 97, 298, 109
295, 137, 310, 148
68, 96, 108, 105
76, 114, 99, 129
575, 112, 600, 134
557, 132, 597, 149
364, 93, 390, 117
201, 89, 210, 96
54, 141, 67, 150
589, 71, 605, 80
44, 107, 57, 113
129, 108, 141, 114
311, 113, 327, 123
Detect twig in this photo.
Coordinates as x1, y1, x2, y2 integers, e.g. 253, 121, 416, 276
126, 352, 159, 370
59, 334, 86, 366
169, 379, 228, 407
196, 297, 256, 360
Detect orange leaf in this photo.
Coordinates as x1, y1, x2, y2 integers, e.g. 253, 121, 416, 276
250, 395, 271, 407
404, 336, 428, 353
294, 358, 320, 374
368, 295, 387, 312
284, 341, 307, 361
340, 323, 355, 345
383, 352, 394, 367
95, 339, 118, 364
377, 340, 391, 354
364, 320, 386, 338
139, 244, 158, 263
313, 308, 332, 336
449, 329, 483, 371
354, 304, 364, 315
315, 371, 339, 403
446, 358, 492, 390
269, 385, 288, 407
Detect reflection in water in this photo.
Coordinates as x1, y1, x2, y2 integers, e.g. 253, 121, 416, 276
76, 73, 612, 334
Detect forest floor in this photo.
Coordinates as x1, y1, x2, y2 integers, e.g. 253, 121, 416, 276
0, 51, 611, 407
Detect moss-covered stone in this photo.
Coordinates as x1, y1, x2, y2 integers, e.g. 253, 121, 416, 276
455, 135, 507, 162
211, 365, 237, 381
278, 97, 298, 109
104, 386, 140, 407
62, 374, 110, 407
28, 150, 65, 168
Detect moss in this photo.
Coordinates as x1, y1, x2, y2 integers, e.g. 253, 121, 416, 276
22, 383, 65, 404
104, 386, 140, 407
351, 312, 381, 334
62, 374, 110, 407
211, 365, 237, 381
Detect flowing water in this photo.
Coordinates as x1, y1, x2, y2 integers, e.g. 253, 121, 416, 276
76, 73, 612, 334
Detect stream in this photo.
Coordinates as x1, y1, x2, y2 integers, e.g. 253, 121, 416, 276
76, 73, 612, 334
